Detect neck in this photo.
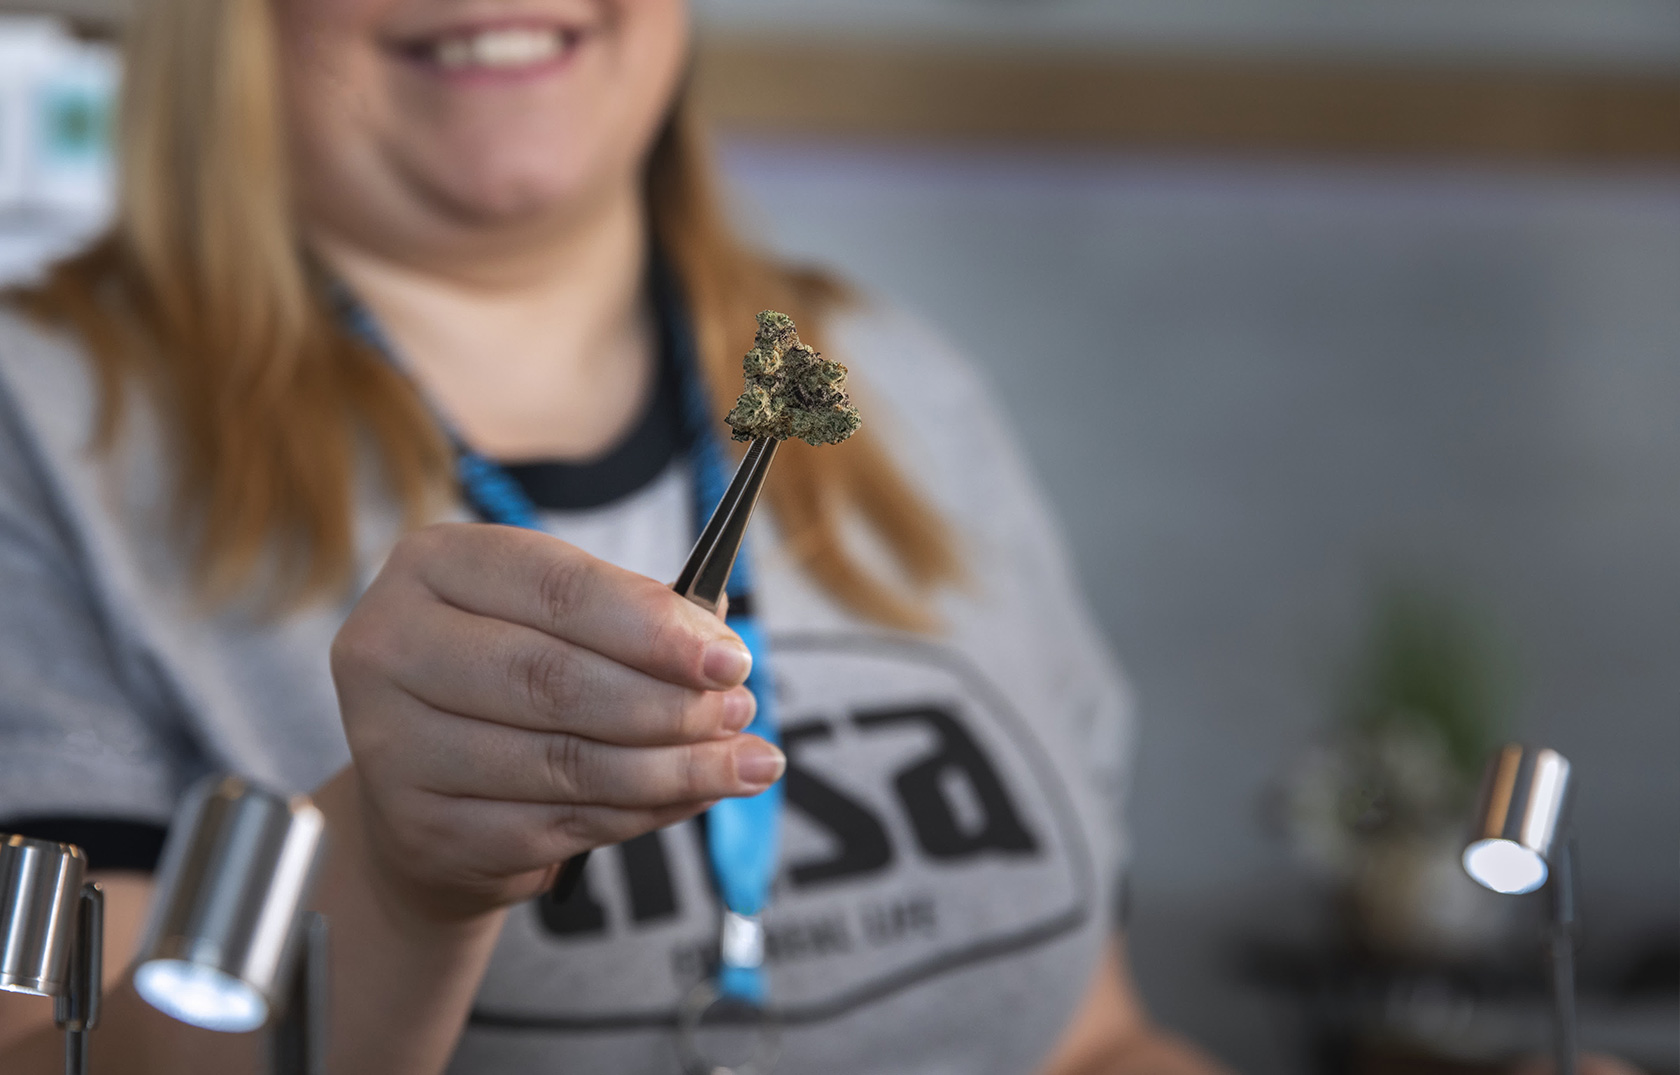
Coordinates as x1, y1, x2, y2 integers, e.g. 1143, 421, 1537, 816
312, 186, 655, 462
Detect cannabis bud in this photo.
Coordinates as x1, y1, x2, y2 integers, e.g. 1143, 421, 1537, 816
724, 310, 862, 446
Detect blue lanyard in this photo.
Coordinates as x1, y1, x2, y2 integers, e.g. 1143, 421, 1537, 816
340, 269, 782, 1006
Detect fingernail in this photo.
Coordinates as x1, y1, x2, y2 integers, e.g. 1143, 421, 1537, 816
735, 739, 786, 788
703, 639, 753, 687
722, 688, 756, 733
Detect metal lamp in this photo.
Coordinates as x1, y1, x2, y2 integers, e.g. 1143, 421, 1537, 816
132, 774, 327, 1072
1462, 743, 1576, 1075
0, 834, 104, 1075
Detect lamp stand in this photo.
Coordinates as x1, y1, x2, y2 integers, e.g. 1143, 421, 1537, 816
52, 883, 102, 1075
270, 911, 328, 1075
1547, 841, 1578, 1075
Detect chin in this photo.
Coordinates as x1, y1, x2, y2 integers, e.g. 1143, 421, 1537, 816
442, 167, 602, 223
411, 129, 638, 226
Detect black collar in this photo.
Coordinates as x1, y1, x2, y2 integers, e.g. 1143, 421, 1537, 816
498, 265, 695, 512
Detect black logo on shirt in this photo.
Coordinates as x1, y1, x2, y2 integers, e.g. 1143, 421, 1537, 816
470, 632, 1096, 1030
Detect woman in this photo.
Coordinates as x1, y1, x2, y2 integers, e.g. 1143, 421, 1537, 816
0, 0, 1225, 1072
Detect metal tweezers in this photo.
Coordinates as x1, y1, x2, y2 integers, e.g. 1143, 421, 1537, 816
672, 435, 780, 615
548, 435, 779, 902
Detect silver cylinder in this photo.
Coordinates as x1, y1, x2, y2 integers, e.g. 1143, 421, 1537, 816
0, 835, 88, 997
133, 775, 326, 1032
1463, 743, 1573, 894
1469, 743, 1572, 857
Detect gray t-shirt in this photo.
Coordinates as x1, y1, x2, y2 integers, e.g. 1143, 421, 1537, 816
0, 299, 1134, 1074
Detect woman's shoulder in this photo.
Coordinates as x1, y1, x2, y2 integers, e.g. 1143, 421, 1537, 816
0, 297, 168, 549
0, 294, 92, 356
826, 298, 995, 423
825, 296, 1038, 533
0, 298, 104, 444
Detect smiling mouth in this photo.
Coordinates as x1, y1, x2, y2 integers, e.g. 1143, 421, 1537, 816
401, 26, 583, 74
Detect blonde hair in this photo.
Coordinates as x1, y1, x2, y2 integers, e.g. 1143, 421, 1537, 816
16, 0, 960, 628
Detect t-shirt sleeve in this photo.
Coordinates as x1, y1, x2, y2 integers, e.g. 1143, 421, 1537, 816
0, 817, 169, 872
0, 362, 193, 835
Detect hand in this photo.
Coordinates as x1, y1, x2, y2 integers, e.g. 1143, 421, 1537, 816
332, 523, 782, 921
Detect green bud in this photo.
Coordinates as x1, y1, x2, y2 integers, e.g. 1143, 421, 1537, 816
725, 310, 862, 446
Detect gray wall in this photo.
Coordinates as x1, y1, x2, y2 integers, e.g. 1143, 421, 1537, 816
718, 142, 1680, 1071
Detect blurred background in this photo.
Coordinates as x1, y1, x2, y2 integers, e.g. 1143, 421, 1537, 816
2, 1, 1676, 1072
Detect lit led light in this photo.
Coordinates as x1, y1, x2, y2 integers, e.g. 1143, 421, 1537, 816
133, 959, 267, 1033
1462, 837, 1548, 895
131, 776, 325, 1037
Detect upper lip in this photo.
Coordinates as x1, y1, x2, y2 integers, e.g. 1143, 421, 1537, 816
383, 7, 597, 52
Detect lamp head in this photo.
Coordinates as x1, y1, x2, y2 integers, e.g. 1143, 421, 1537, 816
1462, 744, 1571, 895
132, 775, 326, 1032
0, 835, 87, 998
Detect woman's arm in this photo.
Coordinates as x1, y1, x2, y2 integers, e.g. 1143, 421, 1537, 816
0, 522, 780, 1074
0, 776, 505, 1075
0, 874, 151, 1056
305, 767, 509, 1075
0, 775, 509, 1075
1037, 936, 1232, 1075
0, 874, 267, 1074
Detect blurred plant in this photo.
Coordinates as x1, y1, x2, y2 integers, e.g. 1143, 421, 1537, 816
1281, 585, 1508, 879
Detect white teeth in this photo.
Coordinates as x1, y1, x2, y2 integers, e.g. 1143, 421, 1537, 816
432, 28, 563, 70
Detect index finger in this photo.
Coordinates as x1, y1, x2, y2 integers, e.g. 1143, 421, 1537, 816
398, 524, 752, 690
